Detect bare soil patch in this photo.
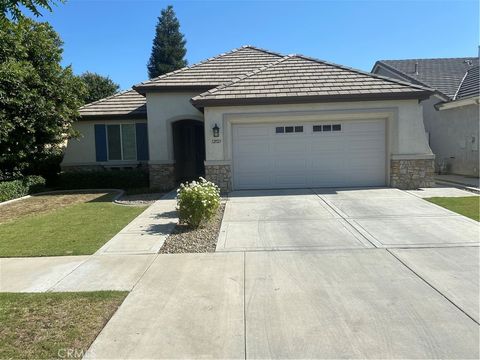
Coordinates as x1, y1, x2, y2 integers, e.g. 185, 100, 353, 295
159, 203, 225, 253
0, 192, 108, 224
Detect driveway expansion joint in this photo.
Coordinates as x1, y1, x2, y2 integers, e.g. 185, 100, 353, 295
386, 248, 480, 326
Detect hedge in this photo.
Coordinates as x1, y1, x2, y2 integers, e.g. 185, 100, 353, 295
0, 176, 46, 202
57, 169, 149, 190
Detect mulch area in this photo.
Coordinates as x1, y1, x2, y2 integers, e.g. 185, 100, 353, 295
159, 203, 225, 254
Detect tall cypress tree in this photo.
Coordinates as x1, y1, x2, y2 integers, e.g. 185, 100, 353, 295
147, 5, 187, 79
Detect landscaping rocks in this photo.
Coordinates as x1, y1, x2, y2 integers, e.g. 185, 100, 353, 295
159, 203, 225, 253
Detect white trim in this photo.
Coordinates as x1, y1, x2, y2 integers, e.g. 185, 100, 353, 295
205, 160, 231, 166
391, 153, 435, 160
436, 96, 480, 110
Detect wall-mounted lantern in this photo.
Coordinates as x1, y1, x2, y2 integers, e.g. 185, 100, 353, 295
212, 123, 220, 138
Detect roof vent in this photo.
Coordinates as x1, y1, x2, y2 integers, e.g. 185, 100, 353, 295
414, 62, 419, 75
464, 59, 473, 66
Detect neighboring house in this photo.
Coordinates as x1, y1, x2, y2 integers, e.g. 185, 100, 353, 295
372, 57, 479, 177
62, 46, 435, 191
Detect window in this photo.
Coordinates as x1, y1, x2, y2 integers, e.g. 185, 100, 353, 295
313, 124, 342, 133
276, 125, 304, 134
106, 124, 137, 161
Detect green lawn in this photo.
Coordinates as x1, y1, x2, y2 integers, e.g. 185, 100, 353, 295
426, 196, 480, 221
0, 291, 127, 359
0, 193, 146, 257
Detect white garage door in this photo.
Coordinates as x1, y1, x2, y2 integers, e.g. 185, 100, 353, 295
232, 120, 386, 190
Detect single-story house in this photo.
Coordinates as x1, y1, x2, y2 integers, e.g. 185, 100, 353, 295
372, 57, 479, 177
62, 45, 436, 191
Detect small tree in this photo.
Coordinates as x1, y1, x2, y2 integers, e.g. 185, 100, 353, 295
0, 18, 85, 179
147, 5, 187, 79
80, 72, 120, 104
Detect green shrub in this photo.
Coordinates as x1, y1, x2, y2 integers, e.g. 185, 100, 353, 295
177, 177, 220, 228
0, 176, 46, 202
57, 169, 149, 190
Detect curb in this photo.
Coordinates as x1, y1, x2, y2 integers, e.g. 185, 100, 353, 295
435, 180, 480, 195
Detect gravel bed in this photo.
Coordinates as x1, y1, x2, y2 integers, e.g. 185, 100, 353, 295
115, 192, 165, 206
159, 203, 225, 253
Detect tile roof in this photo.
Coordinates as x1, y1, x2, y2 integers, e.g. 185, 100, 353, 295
455, 65, 479, 100
374, 57, 479, 99
133, 46, 283, 93
191, 55, 432, 107
79, 90, 147, 119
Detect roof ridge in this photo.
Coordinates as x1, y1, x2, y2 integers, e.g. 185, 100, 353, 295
379, 56, 479, 62
79, 89, 135, 110
194, 55, 292, 99
133, 45, 284, 89
291, 54, 434, 92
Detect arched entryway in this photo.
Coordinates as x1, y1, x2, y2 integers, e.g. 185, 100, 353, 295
172, 120, 205, 182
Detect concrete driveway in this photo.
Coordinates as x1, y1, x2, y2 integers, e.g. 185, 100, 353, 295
217, 188, 479, 251
85, 187, 479, 359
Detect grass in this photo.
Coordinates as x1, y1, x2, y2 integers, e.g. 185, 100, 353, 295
0, 291, 127, 359
426, 196, 480, 221
0, 192, 147, 257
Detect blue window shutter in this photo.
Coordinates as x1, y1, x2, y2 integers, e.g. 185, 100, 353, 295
135, 123, 149, 160
94, 124, 107, 161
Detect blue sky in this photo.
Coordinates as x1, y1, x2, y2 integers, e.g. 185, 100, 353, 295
39, 0, 479, 90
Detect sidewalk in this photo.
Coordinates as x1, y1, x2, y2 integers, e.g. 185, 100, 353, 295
0, 192, 178, 293
435, 174, 480, 193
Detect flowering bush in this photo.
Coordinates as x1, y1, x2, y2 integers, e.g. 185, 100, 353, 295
176, 177, 220, 228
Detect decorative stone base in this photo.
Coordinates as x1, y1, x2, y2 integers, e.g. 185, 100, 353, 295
149, 164, 175, 191
390, 159, 435, 189
205, 164, 232, 193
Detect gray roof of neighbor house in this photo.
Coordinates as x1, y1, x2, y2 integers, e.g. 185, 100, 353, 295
79, 90, 147, 120
373, 57, 479, 100
191, 55, 433, 107
133, 46, 283, 93
455, 65, 479, 100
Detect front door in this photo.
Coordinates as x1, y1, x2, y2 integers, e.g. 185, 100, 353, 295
173, 120, 205, 182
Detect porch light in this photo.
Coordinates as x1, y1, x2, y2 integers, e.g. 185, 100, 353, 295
212, 123, 220, 138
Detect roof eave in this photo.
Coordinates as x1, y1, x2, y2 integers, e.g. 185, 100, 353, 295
78, 112, 148, 121
133, 85, 217, 95
191, 91, 432, 109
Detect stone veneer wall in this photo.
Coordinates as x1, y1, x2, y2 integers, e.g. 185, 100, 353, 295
205, 164, 232, 193
149, 164, 175, 191
390, 159, 435, 189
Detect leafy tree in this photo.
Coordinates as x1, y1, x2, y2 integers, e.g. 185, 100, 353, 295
0, 0, 63, 20
147, 5, 187, 79
80, 71, 120, 104
0, 18, 85, 179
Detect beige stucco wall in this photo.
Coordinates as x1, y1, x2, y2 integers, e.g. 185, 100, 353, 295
424, 99, 479, 176
374, 65, 479, 176
145, 92, 204, 164
203, 99, 433, 165
61, 119, 147, 166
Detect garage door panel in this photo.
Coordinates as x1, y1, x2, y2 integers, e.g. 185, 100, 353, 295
233, 120, 386, 190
